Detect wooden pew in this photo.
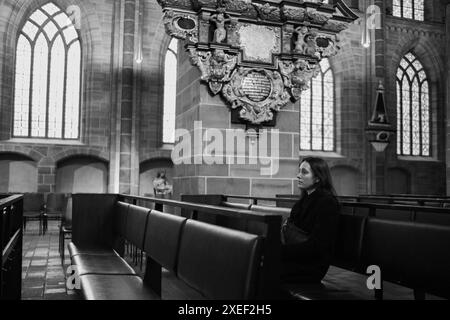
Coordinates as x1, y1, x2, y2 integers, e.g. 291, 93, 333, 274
69, 194, 268, 300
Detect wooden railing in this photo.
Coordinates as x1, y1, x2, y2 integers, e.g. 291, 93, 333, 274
1, 194, 23, 300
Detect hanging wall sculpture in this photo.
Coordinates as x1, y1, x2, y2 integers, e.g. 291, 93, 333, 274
158, 0, 358, 125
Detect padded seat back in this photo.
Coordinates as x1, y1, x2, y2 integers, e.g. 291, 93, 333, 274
361, 218, 450, 298
23, 193, 44, 213
177, 219, 262, 300
125, 204, 150, 250
415, 211, 450, 226
375, 208, 411, 221
144, 210, 187, 272
46, 193, 67, 212
114, 202, 129, 236
361, 219, 413, 284
333, 214, 366, 271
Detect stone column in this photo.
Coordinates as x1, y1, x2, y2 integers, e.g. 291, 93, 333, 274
109, 0, 140, 194
446, 4, 450, 195
374, 0, 387, 194
172, 47, 299, 200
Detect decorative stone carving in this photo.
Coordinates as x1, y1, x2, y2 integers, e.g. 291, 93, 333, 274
282, 25, 294, 54
210, 8, 230, 43
223, 68, 291, 124
305, 8, 332, 25
281, 6, 307, 22
156, 0, 358, 126
158, 0, 192, 10
253, 3, 280, 22
294, 26, 339, 59
223, 0, 258, 19
191, 0, 217, 10
225, 18, 239, 47
279, 59, 320, 100
294, 26, 320, 58
163, 10, 198, 42
189, 48, 238, 95
323, 20, 349, 33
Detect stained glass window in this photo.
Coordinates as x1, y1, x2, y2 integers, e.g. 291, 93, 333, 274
13, 2, 81, 139
396, 53, 430, 156
392, 0, 424, 21
163, 38, 178, 144
300, 59, 334, 152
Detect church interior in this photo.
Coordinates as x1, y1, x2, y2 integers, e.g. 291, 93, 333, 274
1, 0, 450, 302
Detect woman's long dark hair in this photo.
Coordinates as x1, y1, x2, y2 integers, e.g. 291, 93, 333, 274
301, 157, 337, 197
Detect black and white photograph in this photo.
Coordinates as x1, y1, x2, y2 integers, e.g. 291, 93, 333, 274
0, 0, 449, 308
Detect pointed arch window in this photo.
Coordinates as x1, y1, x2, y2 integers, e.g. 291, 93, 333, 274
13, 2, 81, 139
393, 0, 424, 21
396, 52, 430, 156
300, 58, 335, 151
162, 38, 178, 144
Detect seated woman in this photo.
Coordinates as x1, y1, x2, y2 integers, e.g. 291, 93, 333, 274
281, 157, 340, 283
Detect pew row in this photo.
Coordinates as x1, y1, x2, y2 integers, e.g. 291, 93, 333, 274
286, 214, 450, 300
69, 199, 263, 300
186, 195, 450, 299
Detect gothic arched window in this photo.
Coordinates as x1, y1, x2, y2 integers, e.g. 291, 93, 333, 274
162, 38, 178, 144
396, 52, 430, 156
393, 0, 424, 21
300, 58, 335, 151
13, 2, 81, 139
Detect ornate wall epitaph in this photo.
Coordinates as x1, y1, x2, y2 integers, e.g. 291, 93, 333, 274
157, 0, 358, 125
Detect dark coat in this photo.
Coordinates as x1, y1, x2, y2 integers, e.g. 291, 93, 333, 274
282, 188, 340, 275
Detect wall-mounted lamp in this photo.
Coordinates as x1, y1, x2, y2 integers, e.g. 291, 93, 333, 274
365, 81, 395, 152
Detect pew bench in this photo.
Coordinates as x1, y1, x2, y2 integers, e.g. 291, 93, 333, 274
69, 201, 263, 300
284, 215, 450, 300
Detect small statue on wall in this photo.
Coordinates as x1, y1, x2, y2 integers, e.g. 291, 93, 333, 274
294, 26, 319, 58
210, 8, 230, 43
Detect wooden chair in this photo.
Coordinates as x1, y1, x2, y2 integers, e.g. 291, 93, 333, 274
59, 196, 72, 267
23, 193, 45, 235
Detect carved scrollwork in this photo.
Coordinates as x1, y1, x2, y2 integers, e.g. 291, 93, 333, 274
281, 6, 306, 22
279, 60, 320, 100
222, 68, 291, 124
156, 0, 358, 126
189, 48, 238, 95
163, 10, 199, 42
223, 0, 258, 19
294, 26, 320, 58
253, 3, 280, 21
305, 9, 332, 25
293, 26, 339, 59
323, 20, 349, 33
157, 0, 193, 10
191, 0, 217, 9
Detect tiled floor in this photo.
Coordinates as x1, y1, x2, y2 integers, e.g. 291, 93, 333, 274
22, 220, 79, 300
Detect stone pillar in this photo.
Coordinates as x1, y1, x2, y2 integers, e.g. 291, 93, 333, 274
109, 0, 140, 194
364, 0, 387, 195
172, 47, 299, 200
374, 0, 387, 194
446, 4, 450, 195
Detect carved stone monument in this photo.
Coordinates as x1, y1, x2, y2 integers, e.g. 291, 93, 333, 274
157, 0, 357, 126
